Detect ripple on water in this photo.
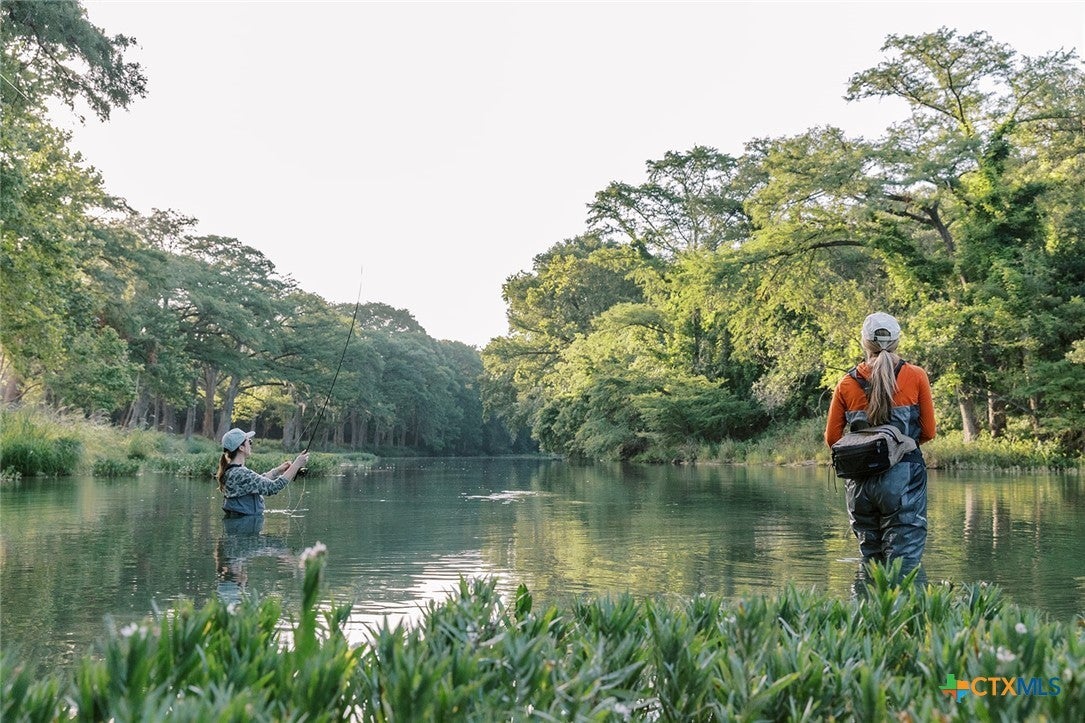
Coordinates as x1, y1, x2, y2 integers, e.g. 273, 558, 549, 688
463, 490, 549, 503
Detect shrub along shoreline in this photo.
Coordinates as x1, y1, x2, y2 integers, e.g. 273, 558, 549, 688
702, 417, 1083, 472
0, 407, 370, 480
2, 408, 1080, 481
2, 551, 1082, 720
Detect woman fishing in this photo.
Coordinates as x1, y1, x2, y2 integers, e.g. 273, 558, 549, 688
216, 428, 309, 517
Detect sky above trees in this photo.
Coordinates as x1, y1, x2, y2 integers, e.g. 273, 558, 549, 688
59, 1, 1084, 347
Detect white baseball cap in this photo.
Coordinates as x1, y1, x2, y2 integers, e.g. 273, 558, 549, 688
861, 312, 901, 349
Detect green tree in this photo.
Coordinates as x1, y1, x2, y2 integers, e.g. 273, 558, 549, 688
1, 0, 146, 121
46, 326, 137, 415
357, 302, 426, 334
94, 210, 199, 429
587, 146, 750, 256
532, 303, 761, 460
1, 0, 145, 403
727, 127, 892, 409
0, 113, 109, 395
164, 235, 290, 439
846, 28, 1085, 443
482, 236, 645, 436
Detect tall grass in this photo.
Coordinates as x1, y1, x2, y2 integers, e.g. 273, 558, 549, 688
711, 417, 829, 466
0, 406, 371, 479
0, 410, 82, 477
91, 457, 141, 477
4, 552, 1082, 720
925, 430, 1077, 471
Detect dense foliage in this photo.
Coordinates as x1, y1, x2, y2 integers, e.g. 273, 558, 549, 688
3, 7, 1082, 462
0, 2, 527, 455
4, 550, 1082, 720
482, 29, 1085, 461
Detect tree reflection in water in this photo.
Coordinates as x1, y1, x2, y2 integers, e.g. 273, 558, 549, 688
215, 515, 296, 605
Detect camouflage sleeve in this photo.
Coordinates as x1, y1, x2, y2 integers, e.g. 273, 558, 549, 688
223, 466, 290, 498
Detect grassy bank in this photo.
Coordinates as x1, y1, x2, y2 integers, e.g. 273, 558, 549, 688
0, 407, 370, 480
706, 417, 1083, 472
3, 549, 1082, 720
3, 406, 1080, 479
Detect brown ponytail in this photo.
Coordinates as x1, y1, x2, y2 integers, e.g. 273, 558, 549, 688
215, 449, 240, 492
862, 338, 901, 426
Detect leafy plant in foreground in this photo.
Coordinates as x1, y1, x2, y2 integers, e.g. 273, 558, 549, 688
3, 553, 1083, 720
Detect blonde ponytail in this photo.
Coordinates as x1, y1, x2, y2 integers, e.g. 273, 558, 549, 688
862, 338, 900, 426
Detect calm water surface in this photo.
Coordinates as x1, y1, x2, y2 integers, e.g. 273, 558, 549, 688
2, 458, 1083, 673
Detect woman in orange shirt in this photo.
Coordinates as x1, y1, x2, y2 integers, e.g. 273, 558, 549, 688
825, 312, 936, 574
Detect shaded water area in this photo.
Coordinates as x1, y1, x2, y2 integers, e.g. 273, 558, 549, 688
2, 458, 1083, 674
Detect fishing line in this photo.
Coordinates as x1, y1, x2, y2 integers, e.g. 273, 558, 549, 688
0, 73, 31, 101
284, 268, 364, 516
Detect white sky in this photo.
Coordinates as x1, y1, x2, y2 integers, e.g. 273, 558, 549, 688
62, 1, 1085, 348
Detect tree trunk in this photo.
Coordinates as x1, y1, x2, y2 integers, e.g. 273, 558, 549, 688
184, 404, 196, 440
216, 375, 241, 441
334, 414, 344, 447
183, 377, 198, 438
959, 389, 980, 442
690, 307, 704, 375
127, 387, 151, 430
1028, 394, 1041, 434
282, 404, 302, 451
202, 367, 218, 438
1, 373, 20, 401
1, 353, 18, 403
987, 390, 1006, 438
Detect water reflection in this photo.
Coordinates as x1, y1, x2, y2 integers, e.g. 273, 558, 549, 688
214, 515, 295, 606
340, 550, 515, 646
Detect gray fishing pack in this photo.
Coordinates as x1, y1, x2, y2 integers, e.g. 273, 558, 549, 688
830, 359, 916, 479
831, 423, 917, 479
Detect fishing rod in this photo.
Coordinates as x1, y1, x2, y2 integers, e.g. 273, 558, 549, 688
301, 268, 364, 455
301, 267, 364, 453
282, 269, 363, 517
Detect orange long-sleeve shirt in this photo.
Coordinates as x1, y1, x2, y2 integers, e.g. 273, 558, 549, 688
824, 361, 936, 446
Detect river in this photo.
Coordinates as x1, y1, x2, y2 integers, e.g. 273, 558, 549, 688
1, 458, 1082, 674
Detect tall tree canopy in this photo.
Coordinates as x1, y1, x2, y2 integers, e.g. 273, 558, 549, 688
0, 2, 525, 455
1, 0, 146, 120
483, 28, 1085, 460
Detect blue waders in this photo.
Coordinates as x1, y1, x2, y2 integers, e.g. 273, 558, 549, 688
844, 451, 927, 573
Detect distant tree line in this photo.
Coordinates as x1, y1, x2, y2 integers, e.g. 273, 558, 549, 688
481, 29, 1085, 460
1, 1, 529, 454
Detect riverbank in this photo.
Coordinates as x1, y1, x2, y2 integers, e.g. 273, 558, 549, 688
3, 548, 1081, 720
0, 407, 367, 480
1, 407, 1080, 481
